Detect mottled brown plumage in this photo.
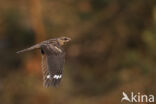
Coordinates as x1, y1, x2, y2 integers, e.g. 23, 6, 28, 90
17, 36, 71, 87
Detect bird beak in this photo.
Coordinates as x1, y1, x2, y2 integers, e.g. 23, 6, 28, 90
68, 38, 71, 41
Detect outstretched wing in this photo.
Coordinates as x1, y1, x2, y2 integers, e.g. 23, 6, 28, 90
41, 44, 65, 87
16, 44, 41, 54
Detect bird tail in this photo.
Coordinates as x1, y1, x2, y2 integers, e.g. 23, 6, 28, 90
16, 44, 41, 54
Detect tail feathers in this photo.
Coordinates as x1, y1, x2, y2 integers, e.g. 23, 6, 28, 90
16, 44, 41, 54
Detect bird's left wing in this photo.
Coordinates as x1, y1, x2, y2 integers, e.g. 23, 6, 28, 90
41, 44, 65, 87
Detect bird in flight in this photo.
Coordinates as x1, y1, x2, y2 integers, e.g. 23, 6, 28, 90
16, 36, 71, 87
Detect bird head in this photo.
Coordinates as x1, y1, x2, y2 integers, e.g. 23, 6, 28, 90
57, 36, 71, 46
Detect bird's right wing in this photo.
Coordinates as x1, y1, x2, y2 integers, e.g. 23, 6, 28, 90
41, 44, 65, 87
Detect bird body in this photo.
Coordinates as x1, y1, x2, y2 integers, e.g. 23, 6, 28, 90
17, 37, 71, 87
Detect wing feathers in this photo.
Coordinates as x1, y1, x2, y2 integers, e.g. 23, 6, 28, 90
16, 44, 41, 54
41, 44, 65, 87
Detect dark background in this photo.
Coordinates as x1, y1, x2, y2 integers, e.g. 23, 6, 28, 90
0, 0, 156, 104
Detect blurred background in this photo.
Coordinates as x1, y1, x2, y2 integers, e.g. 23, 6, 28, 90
0, 0, 156, 104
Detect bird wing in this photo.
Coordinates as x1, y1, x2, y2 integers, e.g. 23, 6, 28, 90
16, 44, 41, 54
41, 44, 65, 87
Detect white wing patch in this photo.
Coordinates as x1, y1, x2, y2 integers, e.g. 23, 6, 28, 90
53, 75, 62, 79
46, 74, 62, 79
47, 75, 51, 79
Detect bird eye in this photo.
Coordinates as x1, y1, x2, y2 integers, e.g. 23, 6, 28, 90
64, 38, 68, 40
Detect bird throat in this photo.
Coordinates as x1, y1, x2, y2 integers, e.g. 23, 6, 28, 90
58, 40, 64, 46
